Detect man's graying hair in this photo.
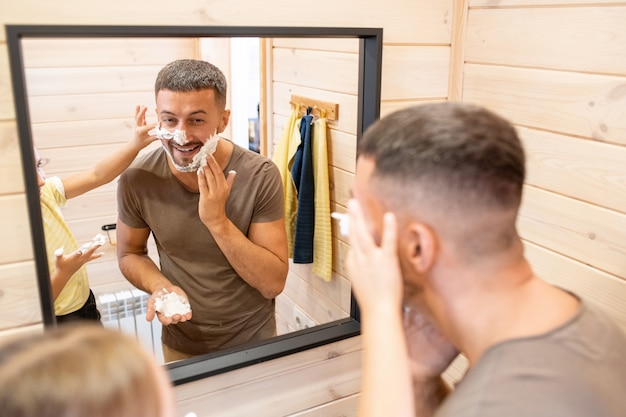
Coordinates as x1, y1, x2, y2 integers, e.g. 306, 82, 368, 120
358, 102, 525, 211
155, 59, 228, 109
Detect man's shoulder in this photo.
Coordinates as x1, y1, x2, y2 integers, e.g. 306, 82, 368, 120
230, 145, 278, 175
123, 147, 166, 176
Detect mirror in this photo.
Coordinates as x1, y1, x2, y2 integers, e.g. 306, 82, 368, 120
6, 24, 382, 384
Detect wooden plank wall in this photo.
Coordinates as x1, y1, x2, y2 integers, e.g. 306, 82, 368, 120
462, 1, 626, 331
3, 1, 624, 417
21, 38, 197, 299
270, 37, 360, 333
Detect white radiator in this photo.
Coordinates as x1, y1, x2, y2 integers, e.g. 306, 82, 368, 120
97, 289, 164, 364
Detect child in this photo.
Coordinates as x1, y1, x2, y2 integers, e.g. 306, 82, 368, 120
0, 323, 176, 417
36, 105, 156, 323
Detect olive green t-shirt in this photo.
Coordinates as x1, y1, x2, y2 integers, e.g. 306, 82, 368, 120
118, 144, 284, 355
437, 301, 626, 417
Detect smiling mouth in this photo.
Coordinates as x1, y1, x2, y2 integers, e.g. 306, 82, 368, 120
172, 144, 202, 154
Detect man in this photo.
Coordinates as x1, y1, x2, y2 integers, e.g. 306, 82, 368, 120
347, 102, 626, 417
117, 59, 288, 362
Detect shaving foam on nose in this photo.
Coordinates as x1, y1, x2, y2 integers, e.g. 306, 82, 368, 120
149, 124, 188, 145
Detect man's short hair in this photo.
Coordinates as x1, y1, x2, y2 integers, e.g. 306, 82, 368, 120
359, 102, 525, 212
155, 59, 227, 109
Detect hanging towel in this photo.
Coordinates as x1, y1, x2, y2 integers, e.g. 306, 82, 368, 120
271, 106, 300, 258
291, 108, 315, 263
311, 117, 332, 281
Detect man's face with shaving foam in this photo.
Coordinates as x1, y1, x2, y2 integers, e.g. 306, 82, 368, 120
156, 88, 230, 172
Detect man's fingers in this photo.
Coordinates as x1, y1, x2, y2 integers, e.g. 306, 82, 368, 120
381, 212, 398, 255
226, 170, 236, 189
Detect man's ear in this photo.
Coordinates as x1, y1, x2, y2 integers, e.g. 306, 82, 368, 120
218, 109, 231, 133
402, 222, 436, 273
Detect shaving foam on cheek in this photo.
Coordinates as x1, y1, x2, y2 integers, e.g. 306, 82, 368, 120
191, 131, 220, 169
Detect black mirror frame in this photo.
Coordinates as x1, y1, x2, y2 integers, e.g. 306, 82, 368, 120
5, 24, 382, 385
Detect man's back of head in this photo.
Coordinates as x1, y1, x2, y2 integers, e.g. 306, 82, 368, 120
358, 102, 526, 260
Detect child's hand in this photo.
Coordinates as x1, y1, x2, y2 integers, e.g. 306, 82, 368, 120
54, 243, 103, 280
133, 105, 158, 150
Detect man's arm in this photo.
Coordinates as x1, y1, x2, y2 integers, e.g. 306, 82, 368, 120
347, 203, 415, 417
210, 218, 288, 299
197, 156, 288, 299
61, 105, 156, 199
116, 219, 191, 324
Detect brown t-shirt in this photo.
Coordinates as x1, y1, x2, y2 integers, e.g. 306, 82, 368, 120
117, 144, 284, 355
437, 300, 626, 417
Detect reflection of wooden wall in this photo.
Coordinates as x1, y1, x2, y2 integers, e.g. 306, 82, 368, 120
1, 1, 625, 416
270, 38, 360, 333
21, 38, 197, 298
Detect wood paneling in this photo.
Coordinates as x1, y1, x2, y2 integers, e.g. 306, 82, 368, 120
32, 118, 136, 149
2, 1, 624, 416
381, 46, 450, 100
0, 194, 35, 265
0, 121, 24, 195
519, 185, 626, 278
270, 38, 358, 334
273, 84, 358, 135
0, 44, 13, 121
463, 63, 626, 145
524, 241, 626, 331
520, 126, 626, 214
21, 38, 198, 68
273, 48, 359, 95
0, 261, 42, 328
174, 336, 363, 417
470, 0, 625, 6
465, 6, 626, 75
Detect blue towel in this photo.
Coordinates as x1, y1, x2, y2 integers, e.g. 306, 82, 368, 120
291, 108, 315, 263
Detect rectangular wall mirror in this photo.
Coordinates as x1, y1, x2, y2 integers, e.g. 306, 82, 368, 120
6, 24, 382, 385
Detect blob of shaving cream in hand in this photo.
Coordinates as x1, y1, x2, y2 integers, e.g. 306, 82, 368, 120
149, 124, 188, 145
154, 290, 192, 317
331, 212, 350, 237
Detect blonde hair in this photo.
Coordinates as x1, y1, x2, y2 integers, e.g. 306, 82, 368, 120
0, 324, 170, 417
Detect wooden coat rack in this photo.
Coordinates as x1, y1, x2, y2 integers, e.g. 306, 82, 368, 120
290, 95, 339, 121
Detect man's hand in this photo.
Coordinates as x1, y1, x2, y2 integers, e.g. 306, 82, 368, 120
197, 155, 236, 231
146, 286, 192, 325
346, 199, 403, 315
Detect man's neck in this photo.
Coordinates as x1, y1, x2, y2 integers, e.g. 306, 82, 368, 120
426, 257, 580, 365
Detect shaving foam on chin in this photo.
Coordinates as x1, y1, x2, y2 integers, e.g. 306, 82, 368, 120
149, 124, 188, 145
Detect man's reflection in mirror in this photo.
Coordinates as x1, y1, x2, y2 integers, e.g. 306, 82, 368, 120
116, 59, 288, 362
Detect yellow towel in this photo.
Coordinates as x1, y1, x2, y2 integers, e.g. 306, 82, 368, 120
271, 107, 300, 257
311, 118, 332, 281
